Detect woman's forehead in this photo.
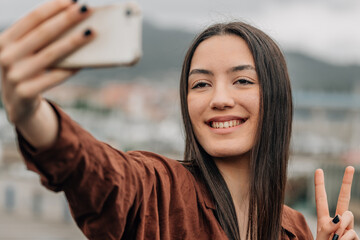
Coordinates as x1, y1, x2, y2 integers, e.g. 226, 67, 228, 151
190, 35, 255, 72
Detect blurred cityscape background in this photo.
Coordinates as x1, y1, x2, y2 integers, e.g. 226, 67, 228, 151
1, 0, 360, 239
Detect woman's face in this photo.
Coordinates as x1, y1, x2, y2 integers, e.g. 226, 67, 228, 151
187, 34, 260, 159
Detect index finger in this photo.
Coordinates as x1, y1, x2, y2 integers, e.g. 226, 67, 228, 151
335, 166, 355, 215
0, 0, 74, 49
315, 168, 330, 220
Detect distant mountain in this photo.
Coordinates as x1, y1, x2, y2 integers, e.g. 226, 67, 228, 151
285, 52, 360, 92
1, 22, 360, 92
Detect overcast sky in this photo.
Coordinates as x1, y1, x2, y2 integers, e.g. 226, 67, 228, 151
1, 0, 359, 65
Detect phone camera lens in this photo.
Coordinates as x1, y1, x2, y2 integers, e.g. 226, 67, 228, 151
126, 9, 132, 17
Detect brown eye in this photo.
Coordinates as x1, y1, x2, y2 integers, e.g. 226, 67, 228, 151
235, 79, 253, 85
192, 81, 210, 89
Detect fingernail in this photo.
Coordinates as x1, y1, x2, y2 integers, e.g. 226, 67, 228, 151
332, 234, 339, 240
84, 29, 92, 37
332, 215, 340, 224
80, 5, 88, 13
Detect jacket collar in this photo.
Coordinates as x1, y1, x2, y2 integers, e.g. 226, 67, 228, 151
197, 179, 297, 238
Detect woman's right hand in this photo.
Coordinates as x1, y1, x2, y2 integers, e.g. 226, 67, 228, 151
0, 0, 94, 126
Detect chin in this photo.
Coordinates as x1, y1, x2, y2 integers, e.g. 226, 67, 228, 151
206, 147, 251, 159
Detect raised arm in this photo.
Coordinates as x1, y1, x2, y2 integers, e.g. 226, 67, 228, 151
0, 0, 94, 149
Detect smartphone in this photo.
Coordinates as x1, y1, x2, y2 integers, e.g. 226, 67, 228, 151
55, 2, 142, 68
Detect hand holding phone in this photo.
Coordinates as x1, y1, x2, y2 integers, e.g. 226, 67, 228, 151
0, 0, 142, 135
56, 2, 142, 68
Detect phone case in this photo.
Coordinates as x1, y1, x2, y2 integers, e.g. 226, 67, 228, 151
56, 2, 142, 68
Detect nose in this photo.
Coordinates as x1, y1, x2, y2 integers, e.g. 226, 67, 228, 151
209, 85, 235, 110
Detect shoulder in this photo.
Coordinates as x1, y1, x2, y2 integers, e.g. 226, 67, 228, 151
126, 151, 206, 204
126, 150, 187, 170
126, 150, 195, 182
281, 205, 314, 239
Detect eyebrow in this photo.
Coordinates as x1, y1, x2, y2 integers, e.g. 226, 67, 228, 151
188, 69, 214, 76
189, 65, 256, 76
227, 65, 256, 73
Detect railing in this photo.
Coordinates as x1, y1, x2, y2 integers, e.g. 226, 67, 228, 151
0, 178, 72, 222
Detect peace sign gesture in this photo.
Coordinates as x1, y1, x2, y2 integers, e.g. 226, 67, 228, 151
315, 166, 359, 240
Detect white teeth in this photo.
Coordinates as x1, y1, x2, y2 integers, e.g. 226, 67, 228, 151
211, 119, 244, 129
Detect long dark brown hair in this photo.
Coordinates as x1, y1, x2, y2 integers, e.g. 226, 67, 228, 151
180, 22, 293, 240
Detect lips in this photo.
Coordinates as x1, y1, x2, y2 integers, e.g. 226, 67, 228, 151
206, 116, 248, 129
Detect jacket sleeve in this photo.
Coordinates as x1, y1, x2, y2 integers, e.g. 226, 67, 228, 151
16, 101, 154, 239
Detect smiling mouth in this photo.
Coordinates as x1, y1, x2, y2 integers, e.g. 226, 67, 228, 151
209, 119, 247, 129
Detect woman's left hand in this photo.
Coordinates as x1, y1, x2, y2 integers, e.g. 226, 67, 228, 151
315, 166, 359, 240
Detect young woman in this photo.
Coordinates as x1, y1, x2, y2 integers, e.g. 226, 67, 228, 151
0, 0, 358, 239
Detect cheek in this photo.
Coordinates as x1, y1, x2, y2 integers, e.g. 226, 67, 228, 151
187, 94, 208, 141
249, 93, 260, 141
187, 96, 196, 123
187, 95, 203, 123
251, 96, 260, 120
240, 90, 260, 134
247, 87, 260, 114
239, 89, 260, 116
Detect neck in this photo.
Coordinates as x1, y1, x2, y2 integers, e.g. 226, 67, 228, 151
213, 152, 250, 204
213, 152, 251, 239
